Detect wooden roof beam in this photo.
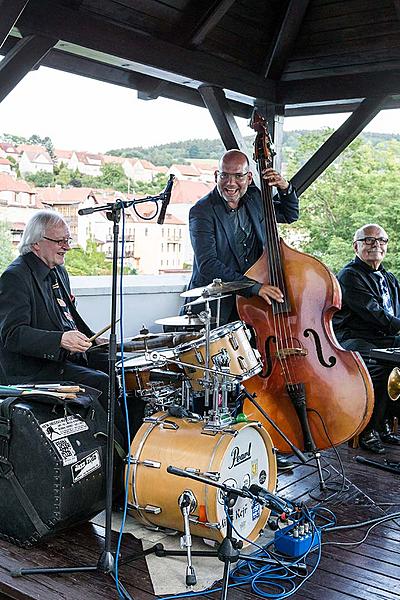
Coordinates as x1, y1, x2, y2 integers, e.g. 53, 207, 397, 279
0, 34, 57, 104
16, 0, 276, 103
291, 95, 388, 195
185, 0, 237, 48
199, 85, 260, 185
263, 0, 310, 80
0, 0, 29, 49
279, 72, 400, 105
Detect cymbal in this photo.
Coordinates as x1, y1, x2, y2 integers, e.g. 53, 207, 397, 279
181, 279, 254, 298
155, 315, 205, 327
185, 294, 230, 307
130, 332, 172, 341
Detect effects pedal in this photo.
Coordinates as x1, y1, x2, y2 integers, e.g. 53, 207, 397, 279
274, 521, 319, 558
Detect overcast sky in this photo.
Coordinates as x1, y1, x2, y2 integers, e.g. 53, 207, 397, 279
0, 66, 399, 153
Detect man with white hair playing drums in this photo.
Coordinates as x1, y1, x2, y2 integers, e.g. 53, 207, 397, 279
0, 209, 126, 446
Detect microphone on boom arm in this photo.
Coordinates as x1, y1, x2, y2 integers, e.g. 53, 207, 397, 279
157, 174, 175, 225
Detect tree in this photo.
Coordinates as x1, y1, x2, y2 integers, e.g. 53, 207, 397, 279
66, 238, 112, 276
25, 171, 54, 187
284, 132, 400, 275
0, 222, 16, 274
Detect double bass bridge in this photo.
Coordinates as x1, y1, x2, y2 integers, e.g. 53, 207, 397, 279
275, 347, 308, 360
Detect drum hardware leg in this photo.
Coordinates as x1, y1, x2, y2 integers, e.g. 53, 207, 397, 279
165, 465, 283, 600
242, 386, 328, 490
178, 491, 197, 586
240, 387, 308, 464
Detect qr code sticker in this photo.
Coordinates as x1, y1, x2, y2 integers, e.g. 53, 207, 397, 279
53, 437, 77, 466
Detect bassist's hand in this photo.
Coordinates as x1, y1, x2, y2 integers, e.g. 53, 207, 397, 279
257, 284, 284, 305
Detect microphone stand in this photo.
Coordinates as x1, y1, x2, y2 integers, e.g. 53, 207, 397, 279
12, 189, 173, 597
121, 466, 292, 600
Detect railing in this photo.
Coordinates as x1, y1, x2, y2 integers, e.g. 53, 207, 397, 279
72, 273, 190, 338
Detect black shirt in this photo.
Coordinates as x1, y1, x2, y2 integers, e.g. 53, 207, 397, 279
333, 256, 400, 343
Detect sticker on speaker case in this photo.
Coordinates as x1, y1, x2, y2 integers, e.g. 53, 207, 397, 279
71, 450, 101, 483
40, 415, 89, 441
53, 437, 77, 466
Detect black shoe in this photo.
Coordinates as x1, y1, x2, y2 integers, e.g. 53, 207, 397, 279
380, 420, 400, 445
359, 430, 386, 454
276, 454, 294, 472
380, 431, 400, 445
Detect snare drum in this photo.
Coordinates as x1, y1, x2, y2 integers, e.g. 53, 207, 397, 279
176, 321, 262, 391
117, 350, 181, 396
126, 412, 276, 544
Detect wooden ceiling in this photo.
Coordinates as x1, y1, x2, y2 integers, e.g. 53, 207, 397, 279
1, 0, 400, 190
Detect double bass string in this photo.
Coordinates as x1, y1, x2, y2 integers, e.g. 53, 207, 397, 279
257, 135, 297, 389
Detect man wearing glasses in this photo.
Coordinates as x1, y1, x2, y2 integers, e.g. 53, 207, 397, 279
333, 223, 400, 454
186, 150, 298, 472
0, 210, 125, 442
187, 149, 299, 325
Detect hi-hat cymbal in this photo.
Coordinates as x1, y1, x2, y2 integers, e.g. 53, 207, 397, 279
185, 294, 230, 307
155, 315, 204, 327
155, 314, 216, 327
130, 332, 172, 341
181, 279, 254, 298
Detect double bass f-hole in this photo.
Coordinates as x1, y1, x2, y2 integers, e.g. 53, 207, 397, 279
304, 328, 336, 368
261, 335, 308, 378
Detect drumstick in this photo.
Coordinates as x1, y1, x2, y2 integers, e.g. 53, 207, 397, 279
88, 319, 120, 343
0, 386, 76, 400
15, 384, 84, 393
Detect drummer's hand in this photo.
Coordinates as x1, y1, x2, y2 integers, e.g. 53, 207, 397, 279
95, 336, 108, 346
257, 284, 284, 305
261, 168, 289, 191
61, 330, 92, 353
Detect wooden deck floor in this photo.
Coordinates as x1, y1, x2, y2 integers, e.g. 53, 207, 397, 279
0, 441, 399, 600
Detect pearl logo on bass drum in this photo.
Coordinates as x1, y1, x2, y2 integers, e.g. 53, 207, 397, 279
228, 442, 252, 469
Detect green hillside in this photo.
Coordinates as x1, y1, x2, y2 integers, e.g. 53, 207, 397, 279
106, 131, 400, 167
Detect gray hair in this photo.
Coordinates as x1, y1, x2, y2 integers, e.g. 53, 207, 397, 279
353, 223, 386, 243
18, 210, 67, 255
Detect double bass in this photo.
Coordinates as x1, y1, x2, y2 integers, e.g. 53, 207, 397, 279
237, 113, 374, 453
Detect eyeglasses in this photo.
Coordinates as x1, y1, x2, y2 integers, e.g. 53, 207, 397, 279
217, 171, 249, 181
42, 236, 73, 247
356, 237, 388, 245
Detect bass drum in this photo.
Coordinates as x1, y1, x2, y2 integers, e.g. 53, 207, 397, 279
126, 412, 277, 545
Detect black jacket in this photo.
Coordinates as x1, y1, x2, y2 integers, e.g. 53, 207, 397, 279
187, 183, 299, 323
0, 252, 93, 384
333, 256, 400, 343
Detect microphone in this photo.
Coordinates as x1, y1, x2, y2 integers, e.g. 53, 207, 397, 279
157, 174, 175, 225
167, 465, 187, 477
247, 484, 291, 513
78, 206, 97, 215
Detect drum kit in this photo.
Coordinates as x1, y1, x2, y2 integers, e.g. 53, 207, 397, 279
117, 279, 280, 587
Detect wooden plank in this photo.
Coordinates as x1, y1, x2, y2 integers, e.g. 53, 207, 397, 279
0, 35, 57, 104
0, 0, 29, 49
16, 0, 277, 103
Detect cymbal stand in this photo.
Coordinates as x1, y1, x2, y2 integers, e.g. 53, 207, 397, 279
199, 296, 212, 409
